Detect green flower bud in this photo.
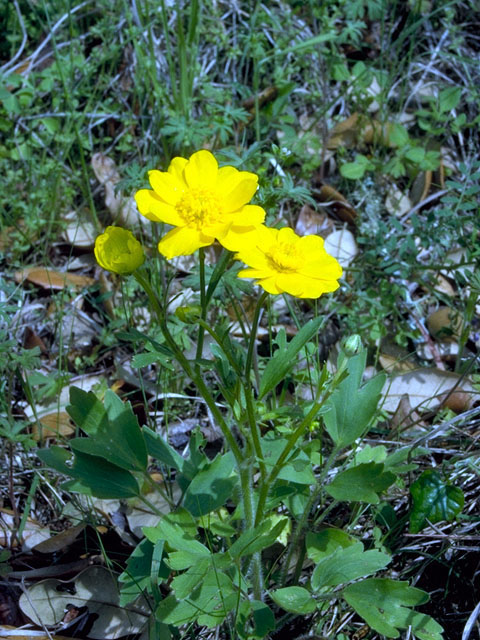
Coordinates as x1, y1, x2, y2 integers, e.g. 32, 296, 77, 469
175, 305, 202, 324
344, 334, 362, 356
94, 226, 145, 274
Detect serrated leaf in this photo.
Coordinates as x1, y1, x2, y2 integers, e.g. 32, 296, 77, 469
323, 350, 386, 448
343, 578, 443, 639
311, 542, 390, 590
409, 469, 464, 533
270, 587, 316, 614
326, 462, 396, 504
259, 316, 325, 399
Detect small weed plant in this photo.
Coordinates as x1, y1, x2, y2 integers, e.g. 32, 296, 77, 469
39, 150, 444, 639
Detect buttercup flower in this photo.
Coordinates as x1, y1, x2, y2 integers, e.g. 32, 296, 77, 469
94, 226, 145, 274
235, 226, 342, 298
134, 150, 265, 258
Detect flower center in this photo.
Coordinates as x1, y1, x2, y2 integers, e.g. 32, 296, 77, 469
175, 188, 223, 228
265, 241, 304, 273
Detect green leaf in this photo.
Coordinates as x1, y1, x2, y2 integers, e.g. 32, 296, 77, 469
306, 528, 356, 563
119, 538, 169, 606
229, 518, 287, 559
389, 123, 409, 147
171, 557, 210, 599
323, 350, 386, 448
340, 154, 371, 180
326, 462, 396, 504
143, 427, 185, 472
250, 601, 276, 639
38, 446, 140, 499
262, 436, 316, 485
438, 86, 461, 113
270, 587, 316, 614
183, 451, 237, 517
311, 542, 390, 590
156, 572, 237, 628
144, 511, 208, 556
343, 578, 443, 639
235, 600, 276, 640
409, 469, 464, 533
405, 147, 425, 163
259, 316, 325, 399
67, 388, 147, 472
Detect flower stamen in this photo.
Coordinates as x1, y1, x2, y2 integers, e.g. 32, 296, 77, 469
175, 188, 223, 228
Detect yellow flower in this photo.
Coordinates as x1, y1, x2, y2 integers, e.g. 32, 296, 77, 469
235, 226, 342, 298
94, 226, 145, 274
134, 150, 265, 258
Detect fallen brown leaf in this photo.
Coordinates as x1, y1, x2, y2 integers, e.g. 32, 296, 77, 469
15, 268, 94, 290
316, 184, 357, 225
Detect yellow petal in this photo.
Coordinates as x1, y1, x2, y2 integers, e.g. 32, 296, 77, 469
298, 257, 343, 279
223, 226, 268, 253
135, 190, 183, 225
221, 173, 258, 212
256, 276, 282, 294
231, 205, 266, 227
297, 277, 341, 298
148, 170, 184, 204
158, 226, 213, 259
168, 157, 188, 184
275, 273, 305, 297
184, 150, 218, 188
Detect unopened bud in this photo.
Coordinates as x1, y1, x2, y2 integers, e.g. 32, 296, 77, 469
344, 334, 362, 356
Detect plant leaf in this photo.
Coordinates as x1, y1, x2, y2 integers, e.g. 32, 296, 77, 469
183, 451, 238, 516
306, 528, 356, 563
229, 518, 288, 559
143, 426, 185, 472
270, 587, 316, 614
343, 578, 444, 639
311, 542, 390, 590
259, 316, 325, 399
326, 462, 396, 504
38, 446, 140, 499
323, 350, 386, 448
67, 387, 148, 472
409, 469, 464, 533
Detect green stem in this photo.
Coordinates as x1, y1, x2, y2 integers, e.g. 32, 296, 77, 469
197, 319, 243, 378
244, 291, 268, 483
255, 399, 324, 527
195, 247, 207, 372
134, 271, 244, 464
245, 291, 268, 383
288, 451, 339, 585
239, 463, 263, 600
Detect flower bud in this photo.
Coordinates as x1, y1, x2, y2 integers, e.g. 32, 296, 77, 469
343, 334, 362, 356
94, 226, 145, 275
175, 305, 202, 324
